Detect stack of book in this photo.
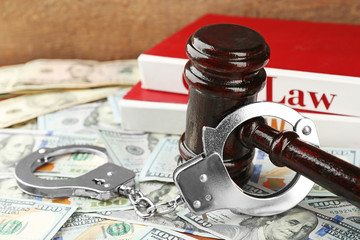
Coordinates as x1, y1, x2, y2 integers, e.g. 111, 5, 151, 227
120, 14, 360, 148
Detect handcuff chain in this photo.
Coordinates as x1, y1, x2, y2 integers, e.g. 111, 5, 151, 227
119, 186, 184, 218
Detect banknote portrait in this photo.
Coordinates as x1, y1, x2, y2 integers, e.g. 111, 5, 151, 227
0, 134, 35, 168
84, 101, 119, 128
67, 62, 95, 83
211, 207, 318, 240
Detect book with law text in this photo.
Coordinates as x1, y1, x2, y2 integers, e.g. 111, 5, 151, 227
120, 82, 360, 148
138, 14, 360, 118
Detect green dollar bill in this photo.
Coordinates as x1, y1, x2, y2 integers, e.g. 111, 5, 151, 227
178, 202, 360, 240
306, 197, 360, 224
0, 196, 76, 240
133, 226, 198, 240
53, 213, 146, 239
96, 128, 170, 173
38, 100, 123, 135
139, 137, 180, 182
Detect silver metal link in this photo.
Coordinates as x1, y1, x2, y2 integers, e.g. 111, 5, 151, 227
14, 144, 182, 218
119, 186, 184, 218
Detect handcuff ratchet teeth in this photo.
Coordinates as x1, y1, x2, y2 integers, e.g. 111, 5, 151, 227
14, 145, 135, 201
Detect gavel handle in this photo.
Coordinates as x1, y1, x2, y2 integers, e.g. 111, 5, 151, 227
239, 117, 360, 207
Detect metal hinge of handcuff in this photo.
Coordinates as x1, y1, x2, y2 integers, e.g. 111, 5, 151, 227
15, 102, 319, 218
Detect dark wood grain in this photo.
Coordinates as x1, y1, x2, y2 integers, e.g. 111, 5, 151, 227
239, 117, 360, 207
179, 24, 269, 186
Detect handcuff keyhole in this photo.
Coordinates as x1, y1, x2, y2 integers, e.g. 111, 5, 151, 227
92, 178, 106, 185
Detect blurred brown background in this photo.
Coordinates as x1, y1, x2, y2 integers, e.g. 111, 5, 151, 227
1, 0, 360, 65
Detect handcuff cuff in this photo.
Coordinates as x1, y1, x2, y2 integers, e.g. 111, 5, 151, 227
15, 102, 319, 218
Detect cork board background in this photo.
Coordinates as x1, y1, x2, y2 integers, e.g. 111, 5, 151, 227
1, 0, 360, 65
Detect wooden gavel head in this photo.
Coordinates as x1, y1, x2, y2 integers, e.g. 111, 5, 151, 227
179, 23, 270, 186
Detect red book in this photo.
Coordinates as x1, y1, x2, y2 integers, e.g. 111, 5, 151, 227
138, 14, 360, 118
122, 14, 360, 147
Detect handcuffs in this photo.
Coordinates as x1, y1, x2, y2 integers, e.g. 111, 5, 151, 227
15, 102, 319, 217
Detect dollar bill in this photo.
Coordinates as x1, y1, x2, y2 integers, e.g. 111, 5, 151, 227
133, 226, 198, 240
49, 196, 132, 213
52, 213, 146, 239
250, 148, 360, 197
0, 129, 103, 176
178, 202, 360, 240
306, 198, 360, 224
0, 59, 139, 95
0, 65, 22, 96
139, 137, 180, 182
96, 128, 165, 173
8, 119, 38, 130
73, 220, 145, 240
93, 182, 216, 238
52, 213, 104, 239
0, 86, 126, 128
0, 196, 76, 240
242, 181, 275, 196
0, 177, 132, 213
38, 99, 124, 135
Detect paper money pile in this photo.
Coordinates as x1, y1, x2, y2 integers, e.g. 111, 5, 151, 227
0, 59, 138, 128
0, 59, 359, 240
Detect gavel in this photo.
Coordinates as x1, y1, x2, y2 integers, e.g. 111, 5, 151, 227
178, 23, 360, 209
